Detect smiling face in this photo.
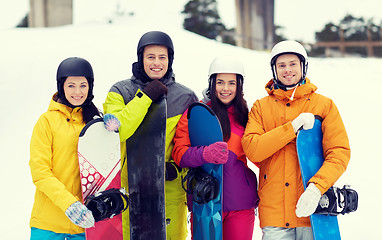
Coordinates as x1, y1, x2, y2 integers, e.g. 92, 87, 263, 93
215, 73, 237, 105
143, 45, 169, 80
275, 54, 302, 86
63, 76, 89, 106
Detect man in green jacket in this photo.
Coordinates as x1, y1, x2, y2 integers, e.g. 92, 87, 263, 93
103, 31, 198, 240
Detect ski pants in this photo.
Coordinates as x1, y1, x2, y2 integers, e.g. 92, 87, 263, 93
262, 226, 314, 240
223, 209, 255, 240
190, 208, 255, 240
165, 174, 189, 240
121, 169, 188, 240
30, 227, 85, 240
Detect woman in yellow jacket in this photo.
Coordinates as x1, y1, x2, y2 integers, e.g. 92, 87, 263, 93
29, 57, 113, 240
242, 40, 350, 240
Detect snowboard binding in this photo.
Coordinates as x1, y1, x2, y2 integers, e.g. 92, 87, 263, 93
85, 188, 129, 222
182, 167, 220, 204
315, 185, 358, 216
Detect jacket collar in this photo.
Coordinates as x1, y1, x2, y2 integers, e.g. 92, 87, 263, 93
49, 93, 83, 122
132, 61, 174, 85
131, 71, 175, 87
265, 77, 317, 101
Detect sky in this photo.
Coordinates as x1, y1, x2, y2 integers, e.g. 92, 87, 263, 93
0, 0, 382, 43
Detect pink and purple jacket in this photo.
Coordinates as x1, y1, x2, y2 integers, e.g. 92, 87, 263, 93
172, 102, 259, 212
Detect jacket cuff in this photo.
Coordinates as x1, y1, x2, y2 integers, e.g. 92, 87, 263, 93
136, 89, 152, 103
308, 180, 327, 195
179, 146, 206, 168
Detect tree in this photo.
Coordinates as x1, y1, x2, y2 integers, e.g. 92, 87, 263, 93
311, 14, 382, 57
16, 14, 28, 28
310, 23, 341, 56
340, 15, 368, 56
182, 0, 231, 43
367, 20, 382, 56
274, 25, 286, 43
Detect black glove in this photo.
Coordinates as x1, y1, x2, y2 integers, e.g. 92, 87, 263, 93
142, 79, 168, 102
165, 162, 181, 181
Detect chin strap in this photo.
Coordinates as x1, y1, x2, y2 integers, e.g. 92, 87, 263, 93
274, 78, 305, 91
288, 83, 300, 101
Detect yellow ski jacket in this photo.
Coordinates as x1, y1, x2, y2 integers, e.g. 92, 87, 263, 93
103, 73, 198, 239
29, 95, 85, 234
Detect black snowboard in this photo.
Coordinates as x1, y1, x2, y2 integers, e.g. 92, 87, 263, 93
126, 97, 167, 240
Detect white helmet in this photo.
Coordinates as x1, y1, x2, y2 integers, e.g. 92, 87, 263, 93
206, 56, 245, 98
270, 40, 308, 87
208, 56, 245, 78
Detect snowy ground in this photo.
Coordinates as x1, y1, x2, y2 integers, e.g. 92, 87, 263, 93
1, 11, 381, 240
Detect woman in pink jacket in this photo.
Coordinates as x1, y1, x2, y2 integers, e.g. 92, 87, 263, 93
172, 56, 259, 240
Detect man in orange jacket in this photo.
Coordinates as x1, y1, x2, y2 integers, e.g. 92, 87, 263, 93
242, 40, 350, 240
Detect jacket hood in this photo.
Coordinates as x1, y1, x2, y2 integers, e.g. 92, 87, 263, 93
265, 78, 317, 101
50, 93, 83, 122
201, 88, 210, 103
132, 61, 174, 83
130, 71, 176, 88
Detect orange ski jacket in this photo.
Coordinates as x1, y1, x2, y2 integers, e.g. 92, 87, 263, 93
242, 78, 350, 228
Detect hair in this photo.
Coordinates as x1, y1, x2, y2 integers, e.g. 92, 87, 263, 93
209, 74, 248, 142
81, 77, 101, 124
82, 102, 101, 124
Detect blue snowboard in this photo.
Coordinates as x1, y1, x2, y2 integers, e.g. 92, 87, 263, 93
187, 102, 223, 240
296, 116, 341, 240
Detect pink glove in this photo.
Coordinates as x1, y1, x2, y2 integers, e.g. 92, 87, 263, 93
202, 142, 228, 164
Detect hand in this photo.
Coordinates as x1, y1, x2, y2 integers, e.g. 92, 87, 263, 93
202, 142, 228, 164
103, 114, 120, 132
291, 113, 315, 133
296, 183, 321, 217
143, 79, 168, 102
65, 201, 95, 228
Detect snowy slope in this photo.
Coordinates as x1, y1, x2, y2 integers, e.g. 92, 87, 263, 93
0, 13, 381, 240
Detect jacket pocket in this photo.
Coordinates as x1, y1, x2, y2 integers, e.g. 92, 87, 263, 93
258, 160, 270, 192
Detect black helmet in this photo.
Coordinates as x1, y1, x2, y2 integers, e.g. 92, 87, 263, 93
137, 31, 174, 55
56, 57, 94, 108
133, 31, 175, 82
57, 57, 94, 81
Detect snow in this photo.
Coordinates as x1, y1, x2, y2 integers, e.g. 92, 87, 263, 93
1, 9, 381, 240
